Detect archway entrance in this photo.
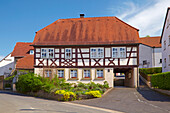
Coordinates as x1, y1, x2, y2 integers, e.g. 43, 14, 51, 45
114, 68, 134, 87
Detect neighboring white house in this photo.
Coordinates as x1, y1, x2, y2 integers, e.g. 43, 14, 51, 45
161, 7, 170, 72
0, 53, 15, 78
139, 36, 162, 68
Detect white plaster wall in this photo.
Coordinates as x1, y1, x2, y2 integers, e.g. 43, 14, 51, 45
152, 48, 162, 67
162, 10, 170, 72
34, 68, 114, 87
139, 44, 152, 68
0, 54, 15, 76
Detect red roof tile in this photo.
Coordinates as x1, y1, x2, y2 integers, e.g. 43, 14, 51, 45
32, 17, 140, 46
11, 42, 33, 57
140, 36, 161, 47
16, 55, 34, 69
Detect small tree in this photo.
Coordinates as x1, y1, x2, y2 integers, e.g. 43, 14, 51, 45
16, 73, 43, 93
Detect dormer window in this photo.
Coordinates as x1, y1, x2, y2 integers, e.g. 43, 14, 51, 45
30, 50, 34, 55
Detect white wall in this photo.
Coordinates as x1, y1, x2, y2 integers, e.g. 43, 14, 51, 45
162, 10, 170, 72
0, 54, 15, 76
35, 68, 114, 87
152, 48, 162, 67
139, 44, 162, 68
139, 44, 153, 68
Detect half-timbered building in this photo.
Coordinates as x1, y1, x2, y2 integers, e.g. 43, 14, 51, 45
32, 15, 140, 87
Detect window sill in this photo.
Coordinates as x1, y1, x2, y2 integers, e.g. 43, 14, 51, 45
58, 77, 65, 79
68, 78, 79, 80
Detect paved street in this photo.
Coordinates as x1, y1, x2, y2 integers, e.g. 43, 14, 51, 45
0, 80, 170, 113
0, 91, 121, 113
72, 81, 170, 113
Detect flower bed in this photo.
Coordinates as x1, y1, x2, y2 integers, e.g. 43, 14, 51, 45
16, 73, 109, 101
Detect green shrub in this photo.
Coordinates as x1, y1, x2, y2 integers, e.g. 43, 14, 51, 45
97, 83, 104, 88
42, 81, 56, 93
139, 67, 162, 75
103, 81, 109, 88
85, 91, 101, 98
88, 82, 98, 89
16, 73, 43, 93
5, 83, 11, 88
151, 72, 170, 90
92, 87, 103, 94
77, 82, 88, 89
4, 74, 15, 81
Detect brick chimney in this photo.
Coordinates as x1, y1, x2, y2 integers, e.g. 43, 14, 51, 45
80, 14, 85, 18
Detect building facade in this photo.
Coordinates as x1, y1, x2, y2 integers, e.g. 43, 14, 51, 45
161, 7, 170, 72
32, 16, 140, 87
0, 53, 14, 89
0, 53, 15, 77
139, 36, 162, 68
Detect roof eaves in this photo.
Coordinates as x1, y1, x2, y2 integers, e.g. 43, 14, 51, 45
115, 17, 139, 31
160, 7, 170, 43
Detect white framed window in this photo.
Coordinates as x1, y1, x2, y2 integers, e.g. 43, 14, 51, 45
41, 48, 47, 58
57, 70, 64, 78
45, 70, 52, 78
120, 47, 126, 58
160, 59, 162, 64
98, 48, 104, 58
96, 69, 104, 78
65, 48, 72, 59
143, 60, 147, 65
30, 50, 34, 55
164, 58, 166, 68
112, 48, 118, 58
112, 47, 126, 58
83, 69, 91, 78
90, 48, 104, 58
70, 70, 77, 78
91, 48, 97, 58
169, 55, 170, 65
164, 41, 166, 50
48, 49, 54, 58
41, 48, 54, 58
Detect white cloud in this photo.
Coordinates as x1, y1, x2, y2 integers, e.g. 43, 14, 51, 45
116, 0, 170, 37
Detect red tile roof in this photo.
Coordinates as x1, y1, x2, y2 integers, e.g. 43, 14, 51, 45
11, 42, 33, 57
140, 36, 161, 47
16, 55, 34, 69
32, 17, 140, 46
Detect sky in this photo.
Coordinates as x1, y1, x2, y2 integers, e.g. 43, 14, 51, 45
0, 0, 170, 60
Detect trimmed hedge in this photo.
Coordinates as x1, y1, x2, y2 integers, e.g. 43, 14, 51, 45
151, 72, 170, 90
139, 67, 162, 81
139, 67, 162, 75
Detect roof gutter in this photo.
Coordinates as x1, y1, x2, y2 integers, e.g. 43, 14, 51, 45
31, 43, 141, 47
